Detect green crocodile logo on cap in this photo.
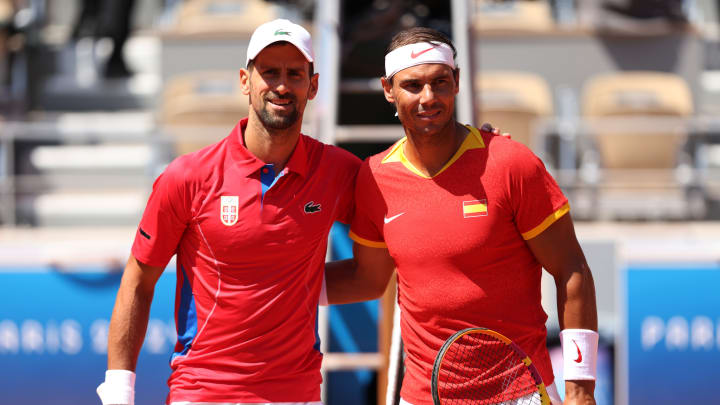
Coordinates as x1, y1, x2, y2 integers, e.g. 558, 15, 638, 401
274, 29, 291, 36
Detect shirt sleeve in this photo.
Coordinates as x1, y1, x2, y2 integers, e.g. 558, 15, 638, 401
332, 147, 362, 225
349, 159, 387, 248
507, 146, 569, 240
131, 159, 193, 267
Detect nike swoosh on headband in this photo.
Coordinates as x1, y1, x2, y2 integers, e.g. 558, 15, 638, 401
410, 46, 437, 59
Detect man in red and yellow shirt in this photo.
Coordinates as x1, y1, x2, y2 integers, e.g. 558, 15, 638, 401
97, 19, 360, 405
326, 27, 598, 405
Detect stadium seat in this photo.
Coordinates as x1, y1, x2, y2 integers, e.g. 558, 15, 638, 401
472, 0, 555, 33
474, 71, 553, 150
582, 71, 692, 170
175, 0, 279, 35
160, 70, 249, 155
575, 0, 690, 34
579, 71, 700, 219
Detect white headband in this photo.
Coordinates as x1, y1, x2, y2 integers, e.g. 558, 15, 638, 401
384, 42, 456, 79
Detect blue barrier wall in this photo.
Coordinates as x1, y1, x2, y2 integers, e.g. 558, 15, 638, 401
624, 264, 720, 405
0, 267, 176, 404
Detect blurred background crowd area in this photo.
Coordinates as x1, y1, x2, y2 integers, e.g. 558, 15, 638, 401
1, 1, 720, 405
0, 0, 720, 228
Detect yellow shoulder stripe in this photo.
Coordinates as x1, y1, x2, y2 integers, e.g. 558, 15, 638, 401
349, 230, 388, 249
521, 203, 570, 240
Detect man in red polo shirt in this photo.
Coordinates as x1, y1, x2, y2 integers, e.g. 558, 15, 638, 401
96, 19, 360, 405
326, 28, 598, 405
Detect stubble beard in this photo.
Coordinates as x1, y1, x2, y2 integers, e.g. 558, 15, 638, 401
252, 93, 301, 131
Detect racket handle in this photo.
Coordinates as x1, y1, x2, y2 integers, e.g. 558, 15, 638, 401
385, 296, 403, 405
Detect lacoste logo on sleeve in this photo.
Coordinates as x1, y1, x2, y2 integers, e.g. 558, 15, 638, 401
304, 201, 321, 214
572, 339, 583, 363
410, 45, 437, 59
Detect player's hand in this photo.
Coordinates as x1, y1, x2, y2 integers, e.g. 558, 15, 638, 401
479, 122, 511, 138
563, 380, 596, 405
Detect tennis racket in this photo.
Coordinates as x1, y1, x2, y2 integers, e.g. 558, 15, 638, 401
431, 327, 550, 405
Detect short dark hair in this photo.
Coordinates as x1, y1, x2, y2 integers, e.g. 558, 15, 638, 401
384, 27, 457, 84
386, 27, 457, 62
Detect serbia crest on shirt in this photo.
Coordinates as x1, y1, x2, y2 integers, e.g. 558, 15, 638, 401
220, 196, 239, 226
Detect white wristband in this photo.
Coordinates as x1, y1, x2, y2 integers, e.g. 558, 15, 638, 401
319, 272, 328, 306
559, 329, 598, 381
97, 370, 136, 405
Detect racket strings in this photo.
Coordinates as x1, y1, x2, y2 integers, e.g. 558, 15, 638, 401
436, 333, 543, 405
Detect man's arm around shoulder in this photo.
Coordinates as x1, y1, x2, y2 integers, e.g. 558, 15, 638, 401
326, 243, 396, 305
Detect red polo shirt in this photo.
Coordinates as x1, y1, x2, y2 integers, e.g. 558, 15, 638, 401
349, 125, 568, 405
132, 118, 361, 403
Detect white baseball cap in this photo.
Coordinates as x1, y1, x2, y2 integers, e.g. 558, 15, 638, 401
246, 19, 314, 67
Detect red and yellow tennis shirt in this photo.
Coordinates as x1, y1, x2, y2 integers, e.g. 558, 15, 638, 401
349, 125, 569, 405
132, 118, 360, 404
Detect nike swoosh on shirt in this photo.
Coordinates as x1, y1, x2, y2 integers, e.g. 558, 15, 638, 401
383, 212, 405, 224
410, 46, 436, 59
572, 339, 583, 363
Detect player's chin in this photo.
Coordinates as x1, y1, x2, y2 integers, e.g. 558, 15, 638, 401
259, 109, 300, 130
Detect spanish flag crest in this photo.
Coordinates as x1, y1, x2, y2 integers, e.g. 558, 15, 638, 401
463, 199, 488, 218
